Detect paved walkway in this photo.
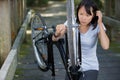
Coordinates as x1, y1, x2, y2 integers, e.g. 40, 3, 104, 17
13, 1, 120, 80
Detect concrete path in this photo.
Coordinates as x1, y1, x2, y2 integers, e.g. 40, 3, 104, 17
13, 1, 120, 80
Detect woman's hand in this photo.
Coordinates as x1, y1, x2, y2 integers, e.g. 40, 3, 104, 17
96, 10, 103, 24
96, 11, 110, 50
52, 24, 67, 41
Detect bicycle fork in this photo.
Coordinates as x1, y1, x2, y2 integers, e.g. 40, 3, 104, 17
66, 27, 82, 80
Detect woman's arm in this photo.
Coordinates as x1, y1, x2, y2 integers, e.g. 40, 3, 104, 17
96, 11, 110, 50
98, 23, 110, 50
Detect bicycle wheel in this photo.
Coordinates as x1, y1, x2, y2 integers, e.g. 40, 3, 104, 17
31, 12, 49, 71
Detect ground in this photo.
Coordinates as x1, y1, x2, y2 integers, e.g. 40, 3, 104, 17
13, 1, 120, 80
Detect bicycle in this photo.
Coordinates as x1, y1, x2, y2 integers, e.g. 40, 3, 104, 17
30, 0, 82, 80
31, 11, 56, 77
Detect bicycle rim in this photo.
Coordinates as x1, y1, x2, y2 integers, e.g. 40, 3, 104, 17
31, 12, 49, 71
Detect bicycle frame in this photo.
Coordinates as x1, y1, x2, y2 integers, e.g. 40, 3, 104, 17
50, 0, 82, 79
31, 0, 82, 78
66, 0, 82, 79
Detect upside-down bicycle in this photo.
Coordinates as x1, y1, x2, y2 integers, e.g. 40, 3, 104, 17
30, 0, 82, 80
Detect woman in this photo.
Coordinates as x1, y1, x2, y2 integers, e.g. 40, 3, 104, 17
52, 0, 110, 80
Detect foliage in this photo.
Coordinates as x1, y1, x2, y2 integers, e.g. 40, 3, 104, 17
74, 0, 103, 9
26, 0, 103, 9
50, 0, 66, 1
26, 0, 34, 6
75, 0, 81, 6
93, 0, 103, 9
110, 41, 120, 53
26, 0, 49, 7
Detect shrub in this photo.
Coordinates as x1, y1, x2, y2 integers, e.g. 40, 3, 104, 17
26, 0, 49, 7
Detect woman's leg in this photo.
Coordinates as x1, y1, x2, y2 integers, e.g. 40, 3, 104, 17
79, 70, 98, 80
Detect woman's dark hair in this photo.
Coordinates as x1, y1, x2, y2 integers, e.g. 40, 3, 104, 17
76, 0, 99, 29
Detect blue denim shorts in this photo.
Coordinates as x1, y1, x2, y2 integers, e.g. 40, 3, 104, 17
79, 70, 98, 80
65, 70, 98, 80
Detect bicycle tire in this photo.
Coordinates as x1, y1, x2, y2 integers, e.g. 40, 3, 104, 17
31, 12, 49, 71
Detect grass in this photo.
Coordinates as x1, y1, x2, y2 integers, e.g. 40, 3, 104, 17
13, 42, 29, 79
19, 28, 32, 58
14, 29, 32, 79
19, 43, 29, 58
14, 68, 23, 78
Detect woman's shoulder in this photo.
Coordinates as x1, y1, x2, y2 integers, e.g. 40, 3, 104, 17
91, 23, 106, 33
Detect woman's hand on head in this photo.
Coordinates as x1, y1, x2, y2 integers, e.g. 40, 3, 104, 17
52, 24, 67, 41
96, 10, 103, 24
96, 11, 110, 50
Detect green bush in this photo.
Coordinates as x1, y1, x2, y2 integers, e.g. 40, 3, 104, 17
75, 0, 81, 6
26, 0, 34, 6
26, 0, 49, 7
74, 0, 103, 9
50, 0, 66, 1
36, 0, 48, 6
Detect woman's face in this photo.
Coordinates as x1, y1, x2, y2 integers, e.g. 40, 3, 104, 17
78, 6, 94, 26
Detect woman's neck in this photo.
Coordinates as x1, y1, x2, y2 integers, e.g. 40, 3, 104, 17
79, 24, 90, 34
79, 24, 90, 28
